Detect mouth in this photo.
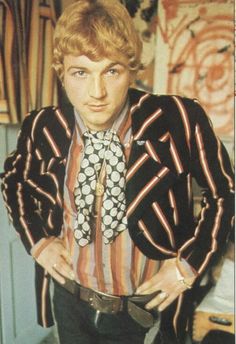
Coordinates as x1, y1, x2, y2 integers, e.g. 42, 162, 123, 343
87, 104, 108, 112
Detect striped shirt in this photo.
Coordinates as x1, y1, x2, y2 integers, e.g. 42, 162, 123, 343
62, 100, 160, 295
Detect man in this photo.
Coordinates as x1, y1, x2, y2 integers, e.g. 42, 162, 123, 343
1, 1, 234, 343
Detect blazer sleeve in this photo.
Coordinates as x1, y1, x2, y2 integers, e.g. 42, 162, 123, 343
1, 113, 48, 254
180, 99, 234, 274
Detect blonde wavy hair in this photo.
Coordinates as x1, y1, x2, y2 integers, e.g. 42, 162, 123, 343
53, 0, 143, 81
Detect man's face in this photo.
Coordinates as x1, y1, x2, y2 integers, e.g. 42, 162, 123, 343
63, 55, 132, 131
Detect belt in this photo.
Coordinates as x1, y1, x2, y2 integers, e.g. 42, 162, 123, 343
61, 278, 160, 331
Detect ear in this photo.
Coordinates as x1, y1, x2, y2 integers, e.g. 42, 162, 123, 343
56, 64, 65, 86
129, 70, 137, 85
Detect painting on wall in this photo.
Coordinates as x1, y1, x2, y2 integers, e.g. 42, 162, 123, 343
154, 0, 234, 141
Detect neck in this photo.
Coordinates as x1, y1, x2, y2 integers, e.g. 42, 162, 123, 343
84, 117, 116, 132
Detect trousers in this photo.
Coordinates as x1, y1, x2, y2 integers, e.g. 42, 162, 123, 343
53, 282, 178, 344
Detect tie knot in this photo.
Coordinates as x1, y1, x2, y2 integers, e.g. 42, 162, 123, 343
84, 129, 119, 145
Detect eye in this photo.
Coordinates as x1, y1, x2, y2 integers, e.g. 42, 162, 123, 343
73, 70, 87, 78
107, 68, 119, 76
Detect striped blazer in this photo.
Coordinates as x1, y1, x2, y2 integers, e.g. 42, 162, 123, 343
1, 88, 234, 338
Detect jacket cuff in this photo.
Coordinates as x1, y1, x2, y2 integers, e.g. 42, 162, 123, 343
31, 236, 56, 259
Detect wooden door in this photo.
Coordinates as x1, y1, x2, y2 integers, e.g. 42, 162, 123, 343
0, 125, 50, 344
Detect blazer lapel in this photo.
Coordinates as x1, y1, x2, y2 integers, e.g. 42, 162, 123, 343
127, 89, 175, 220
126, 138, 178, 225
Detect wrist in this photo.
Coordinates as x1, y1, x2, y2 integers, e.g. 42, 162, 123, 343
31, 236, 56, 260
175, 257, 197, 289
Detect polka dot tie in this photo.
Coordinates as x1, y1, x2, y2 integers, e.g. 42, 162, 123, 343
73, 129, 128, 246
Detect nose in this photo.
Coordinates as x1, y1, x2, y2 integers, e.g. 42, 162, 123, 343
88, 75, 107, 99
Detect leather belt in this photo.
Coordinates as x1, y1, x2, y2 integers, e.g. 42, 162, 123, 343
61, 278, 160, 330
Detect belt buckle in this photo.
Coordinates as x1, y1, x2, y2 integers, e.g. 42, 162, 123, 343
89, 292, 122, 314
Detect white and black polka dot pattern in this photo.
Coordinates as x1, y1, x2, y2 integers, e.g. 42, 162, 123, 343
73, 130, 128, 246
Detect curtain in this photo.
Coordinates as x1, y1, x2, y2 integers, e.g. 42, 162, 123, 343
0, 0, 60, 124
